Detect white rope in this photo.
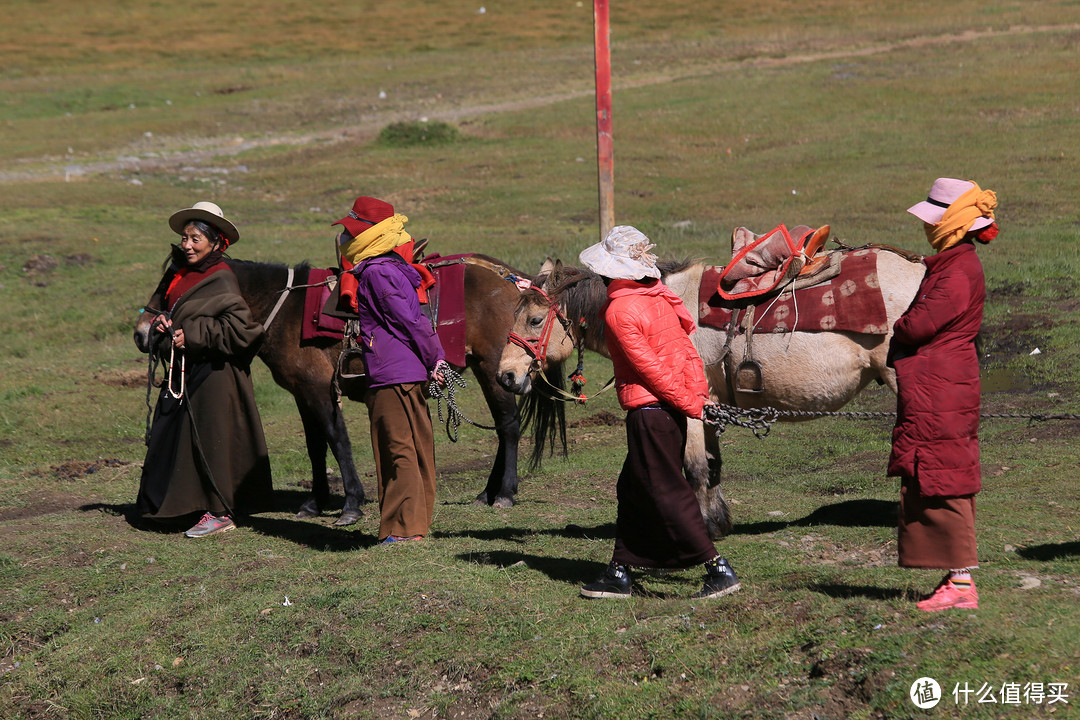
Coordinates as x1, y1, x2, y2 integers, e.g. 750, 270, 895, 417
263, 267, 295, 330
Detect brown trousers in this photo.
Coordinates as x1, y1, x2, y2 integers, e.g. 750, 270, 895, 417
366, 383, 437, 540
898, 476, 978, 569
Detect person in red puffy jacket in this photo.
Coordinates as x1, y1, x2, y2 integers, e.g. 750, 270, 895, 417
577, 226, 741, 600
888, 178, 999, 612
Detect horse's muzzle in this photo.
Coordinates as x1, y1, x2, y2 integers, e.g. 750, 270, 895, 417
496, 369, 532, 395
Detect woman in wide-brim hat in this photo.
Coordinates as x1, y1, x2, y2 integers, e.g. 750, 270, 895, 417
576, 226, 741, 601
136, 201, 273, 538
887, 178, 999, 612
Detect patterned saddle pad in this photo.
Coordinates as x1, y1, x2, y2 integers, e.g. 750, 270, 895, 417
699, 248, 893, 335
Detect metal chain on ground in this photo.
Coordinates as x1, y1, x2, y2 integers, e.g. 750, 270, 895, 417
427, 365, 497, 442
979, 411, 1080, 422
703, 403, 1080, 438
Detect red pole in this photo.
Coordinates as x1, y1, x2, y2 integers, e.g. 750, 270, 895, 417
593, 0, 614, 242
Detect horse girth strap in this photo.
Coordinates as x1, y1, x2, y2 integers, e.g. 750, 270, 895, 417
262, 267, 295, 330
459, 255, 516, 280
425, 254, 517, 281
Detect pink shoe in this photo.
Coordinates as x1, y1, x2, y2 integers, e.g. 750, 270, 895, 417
184, 512, 236, 538
916, 580, 979, 612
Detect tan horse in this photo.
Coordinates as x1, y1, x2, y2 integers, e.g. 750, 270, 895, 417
497, 250, 925, 538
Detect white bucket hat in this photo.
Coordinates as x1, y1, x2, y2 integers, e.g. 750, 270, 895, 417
168, 201, 240, 246
907, 178, 994, 231
579, 225, 661, 280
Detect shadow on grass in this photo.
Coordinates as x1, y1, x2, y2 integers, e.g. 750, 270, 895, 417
433, 522, 616, 543
1017, 541, 1080, 561
733, 499, 898, 535
80, 490, 377, 551
244, 515, 376, 551
454, 549, 607, 584
809, 583, 910, 601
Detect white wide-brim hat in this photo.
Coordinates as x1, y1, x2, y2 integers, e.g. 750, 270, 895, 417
907, 178, 994, 231
579, 225, 661, 280
168, 201, 240, 245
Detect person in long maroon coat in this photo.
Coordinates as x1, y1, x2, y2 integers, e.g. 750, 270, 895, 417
888, 178, 999, 612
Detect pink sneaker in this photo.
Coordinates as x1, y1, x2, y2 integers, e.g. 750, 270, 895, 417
184, 512, 236, 538
916, 580, 979, 612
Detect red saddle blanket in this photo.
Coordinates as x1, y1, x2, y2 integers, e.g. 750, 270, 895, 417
302, 262, 469, 368
426, 256, 468, 368
301, 268, 346, 341
699, 248, 892, 335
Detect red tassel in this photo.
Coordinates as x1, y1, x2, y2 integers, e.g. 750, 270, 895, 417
975, 222, 999, 244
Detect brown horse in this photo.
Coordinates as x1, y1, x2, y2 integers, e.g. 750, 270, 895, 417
134, 255, 565, 526
497, 251, 925, 538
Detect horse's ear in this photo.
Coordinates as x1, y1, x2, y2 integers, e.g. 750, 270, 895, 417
536, 258, 557, 290
413, 238, 429, 263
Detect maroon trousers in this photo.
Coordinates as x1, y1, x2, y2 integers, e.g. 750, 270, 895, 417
612, 406, 717, 569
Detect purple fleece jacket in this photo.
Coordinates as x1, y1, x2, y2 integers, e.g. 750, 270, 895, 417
350, 254, 445, 388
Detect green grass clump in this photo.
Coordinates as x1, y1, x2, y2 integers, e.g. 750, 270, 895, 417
377, 120, 462, 148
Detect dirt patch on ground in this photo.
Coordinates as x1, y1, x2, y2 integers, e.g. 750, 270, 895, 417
569, 411, 623, 428
802, 646, 896, 720
96, 368, 148, 388
29, 458, 131, 483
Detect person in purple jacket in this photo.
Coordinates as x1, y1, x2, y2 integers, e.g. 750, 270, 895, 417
334, 197, 449, 544
888, 178, 998, 612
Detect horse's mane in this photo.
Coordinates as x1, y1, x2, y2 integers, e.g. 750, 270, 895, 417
226, 258, 312, 273
527, 257, 697, 351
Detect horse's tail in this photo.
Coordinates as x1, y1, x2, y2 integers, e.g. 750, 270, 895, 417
518, 362, 568, 471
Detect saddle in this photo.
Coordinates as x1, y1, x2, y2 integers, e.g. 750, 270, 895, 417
318, 250, 477, 371
717, 223, 832, 300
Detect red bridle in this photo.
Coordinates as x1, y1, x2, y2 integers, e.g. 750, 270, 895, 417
506, 287, 572, 371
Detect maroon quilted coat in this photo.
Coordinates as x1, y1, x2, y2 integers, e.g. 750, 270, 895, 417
887, 241, 984, 496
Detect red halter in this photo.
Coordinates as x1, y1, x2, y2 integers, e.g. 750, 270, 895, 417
506, 287, 572, 371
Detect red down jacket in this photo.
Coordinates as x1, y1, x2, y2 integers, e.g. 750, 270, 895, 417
603, 278, 710, 417
887, 241, 985, 496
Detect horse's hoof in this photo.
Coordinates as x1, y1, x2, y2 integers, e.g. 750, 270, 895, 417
294, 508, 320, 520
334, 511, 363, 527
472, 493, 491, 507
492, 497, 515, 509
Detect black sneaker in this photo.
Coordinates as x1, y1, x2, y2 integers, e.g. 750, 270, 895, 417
580, 563, 632, 599
692, 558, 741, 599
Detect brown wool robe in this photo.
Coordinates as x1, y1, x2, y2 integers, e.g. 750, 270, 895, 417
365, 383, 437, 540
137, 268, 273, 519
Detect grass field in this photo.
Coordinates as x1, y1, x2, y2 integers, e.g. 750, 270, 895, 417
2, 1, 1079, 718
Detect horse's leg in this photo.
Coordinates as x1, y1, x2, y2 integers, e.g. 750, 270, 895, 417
291, 384, 366, 526
469, 358, 520, 508
294, 398, 331, 519
325, 398, 366, 526
687, 418, 733, 539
